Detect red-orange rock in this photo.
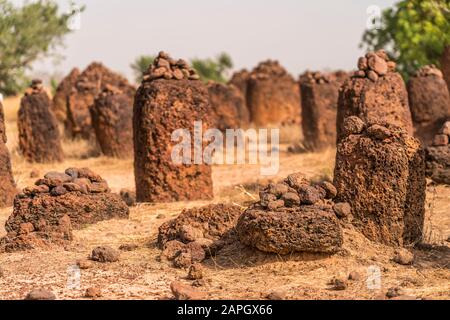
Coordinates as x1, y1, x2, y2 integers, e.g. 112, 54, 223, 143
0, 101, 17, 208
408, 65, 450, 146
337, 53, 413, 143
247, 60, 301, 126
0, 168, 129, 252
18, 80, 64, 163
207, 82, 249, 131
90, 85, 133, 158
133, 52, 213, 203
300, 71, 348, 151
51, 68, 80, 123
334, 121, 425, 246
229, 69, 250, 100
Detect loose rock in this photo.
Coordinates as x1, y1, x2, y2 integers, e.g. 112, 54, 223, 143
170, 281, 207, 300
25, 289, 56, 300
90, 246, 120, 263
393, 249, 414, 265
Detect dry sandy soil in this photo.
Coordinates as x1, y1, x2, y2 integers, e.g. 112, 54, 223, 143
0, 96, 449, 300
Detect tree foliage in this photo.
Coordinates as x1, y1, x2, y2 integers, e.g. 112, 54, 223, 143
191, 52, 233, 83
0, 0, 81, 96
361, 0, 450, 79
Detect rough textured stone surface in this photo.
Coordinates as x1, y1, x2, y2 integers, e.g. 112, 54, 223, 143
158, 203, 242, 268
236, 173, 343, 254
51, 68, 80, 123
65, 62, 135, 140
207, 82, 249, 130
237, 205, 343, 254
393, 248, 414, 265
441, 46, 450, 95
134, 52, 213, 203
158, 203, 243, 249
334, 121, 425, 246
407, 65, 450, 146
337, 52, 413, 143
18, 81, 64, 163
247, 60, 301, 126
425, 122, 450, 184
119, 189, 136, 207
0, 101, 17, 208
229, 69, 250, 99
90, 85, 133, 158
300, 71, 348, 151
0, 168, 129, 252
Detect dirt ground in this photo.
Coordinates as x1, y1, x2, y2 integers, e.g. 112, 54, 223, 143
0, 96, 449, 300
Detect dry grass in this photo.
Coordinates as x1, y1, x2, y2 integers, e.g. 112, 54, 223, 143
0, 95, 449, 300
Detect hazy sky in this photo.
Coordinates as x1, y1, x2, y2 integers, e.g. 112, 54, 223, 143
30, 0, 398, 83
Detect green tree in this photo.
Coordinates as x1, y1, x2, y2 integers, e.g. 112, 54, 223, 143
130, 55, 155, 83
0, 0, 82, 96
361, 0, 450, 79
191, 52, 233, 83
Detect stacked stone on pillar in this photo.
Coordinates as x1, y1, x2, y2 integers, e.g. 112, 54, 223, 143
407, 65, 450, 146
336, 50, 413, 143
133, 51, 214, 203
441, 46, 450, 95
18, 80, 64, 163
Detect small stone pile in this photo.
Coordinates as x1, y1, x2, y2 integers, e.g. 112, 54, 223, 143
425, 121, 450, 185
300, 71, 349, 151
334, 117, 426, 246
247, 60, 301, 126
207, 82, 249, 131
52, 68, 80, 123
0, 168, 129, 252
158, 204, 243, 268
18, 80, 64, 163
90, 85, 134, 158
353, 50, 397, 82
143, 51, 199, 82
337, 51, 413, 142
407, 65, 450, 146
0, 101, 17, 208
65, 62, 135, 140
134, 51, 213, 203
236, 173, 344, 255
